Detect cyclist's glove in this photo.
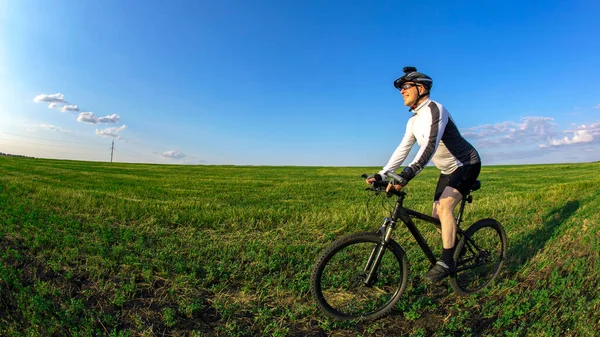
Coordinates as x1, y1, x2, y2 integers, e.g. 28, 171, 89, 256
397, 166, 417, 186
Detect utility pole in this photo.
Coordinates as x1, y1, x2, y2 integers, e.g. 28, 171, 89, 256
110, 139, 115, 163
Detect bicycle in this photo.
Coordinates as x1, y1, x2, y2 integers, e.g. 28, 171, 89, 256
310, 172, 507, 321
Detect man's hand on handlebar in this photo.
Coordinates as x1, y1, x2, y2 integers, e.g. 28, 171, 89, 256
386, 182, 402, 193
364, 173, 381, 185
363, 173, 405, 197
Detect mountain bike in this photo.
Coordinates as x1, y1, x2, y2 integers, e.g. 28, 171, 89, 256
310, 172, 507, 321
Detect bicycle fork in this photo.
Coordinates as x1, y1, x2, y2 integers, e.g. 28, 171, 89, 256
362, 218, 394, 286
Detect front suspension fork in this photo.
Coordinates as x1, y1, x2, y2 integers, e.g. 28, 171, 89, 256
363, 219, 395, 285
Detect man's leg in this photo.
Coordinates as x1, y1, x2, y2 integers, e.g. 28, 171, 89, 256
437, 186, 462, 249
431, 173, 449, 233
425, 163, 480, 282
424, 187, 462, 282
431, 202, 441, 233
431, 203, 439, 219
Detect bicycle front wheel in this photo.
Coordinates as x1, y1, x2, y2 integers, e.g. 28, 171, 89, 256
450, 218, 507, 296
310, 232, 408, 320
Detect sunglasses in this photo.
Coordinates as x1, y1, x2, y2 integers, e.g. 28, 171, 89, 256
399, 83, 418, 90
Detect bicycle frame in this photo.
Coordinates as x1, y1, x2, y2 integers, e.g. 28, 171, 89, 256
363, 190, 473, 285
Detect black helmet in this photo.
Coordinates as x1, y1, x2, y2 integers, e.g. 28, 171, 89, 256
393, 66, 433, 91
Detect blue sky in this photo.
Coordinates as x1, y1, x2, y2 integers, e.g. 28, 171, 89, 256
1, 0, 599, 166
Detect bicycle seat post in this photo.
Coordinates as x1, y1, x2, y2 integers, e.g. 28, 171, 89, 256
456, 193, 474, 227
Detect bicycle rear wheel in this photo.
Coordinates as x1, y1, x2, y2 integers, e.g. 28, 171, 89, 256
310, 232, 408, 320
450, 218, 507, 296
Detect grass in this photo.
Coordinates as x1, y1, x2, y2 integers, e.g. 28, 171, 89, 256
0, 156, 599, 336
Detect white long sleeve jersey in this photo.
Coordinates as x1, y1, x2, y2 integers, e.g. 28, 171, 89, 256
378, 99, 480, 181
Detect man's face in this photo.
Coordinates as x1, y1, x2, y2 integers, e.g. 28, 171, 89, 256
400, 82, 422, 107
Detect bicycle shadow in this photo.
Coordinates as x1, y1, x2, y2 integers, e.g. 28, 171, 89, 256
505, 199, 580, 273
460, 199, 582, 335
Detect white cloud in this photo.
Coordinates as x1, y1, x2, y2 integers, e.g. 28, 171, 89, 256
548, 130, 593, 146
595, 104, 600, 109
97, 114, 120, 123
96, 125, 127, 139
161, 150, 186, 159
33, 92, 130, 141
545, 123, 600, 147
34, 94, 78, 112
60, 105, 80, 112
77, 112, 96, 123
37, 124, 71, 133
462, 116, 558, 148
465, 117, 600, 150
33, 93, 66, 104
77, 112, 120, 124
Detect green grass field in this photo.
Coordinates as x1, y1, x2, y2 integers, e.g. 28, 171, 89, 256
1, 156, 599, 336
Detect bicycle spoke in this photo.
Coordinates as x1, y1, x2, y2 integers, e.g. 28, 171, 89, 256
450, 219, 507, 295
312, 234, 407, 319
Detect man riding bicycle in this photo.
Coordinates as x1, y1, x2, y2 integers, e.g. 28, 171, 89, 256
366, 66, 481, 282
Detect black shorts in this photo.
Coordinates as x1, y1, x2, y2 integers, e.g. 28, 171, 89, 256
433, 162, 481, 201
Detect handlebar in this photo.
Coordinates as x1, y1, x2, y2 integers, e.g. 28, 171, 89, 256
385, 172, 406, 185
361, 173, 406, 198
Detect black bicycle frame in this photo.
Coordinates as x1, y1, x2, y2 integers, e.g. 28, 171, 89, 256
400, 192, 473, 261
363, 191, 472, 285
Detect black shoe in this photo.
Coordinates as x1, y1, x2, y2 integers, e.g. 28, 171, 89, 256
423, 261, 456, 282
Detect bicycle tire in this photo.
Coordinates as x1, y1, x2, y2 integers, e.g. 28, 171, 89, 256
449, 218, 507, 296
310, 232, 408, 320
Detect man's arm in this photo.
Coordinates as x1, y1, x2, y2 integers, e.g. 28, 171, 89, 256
400, 103, 448, 184
377, 118, 416, 180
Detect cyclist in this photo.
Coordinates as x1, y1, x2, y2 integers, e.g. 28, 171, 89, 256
366, 66, 481, 282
